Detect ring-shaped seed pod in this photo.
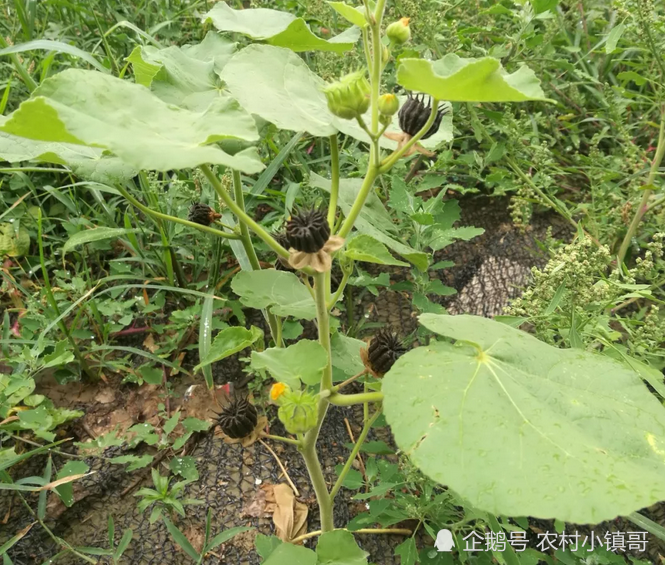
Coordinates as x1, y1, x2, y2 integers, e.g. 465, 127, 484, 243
286, 209, 331, 253
398, 93, 448, 140
216, 397, 258, 439
367, 328, 406, 375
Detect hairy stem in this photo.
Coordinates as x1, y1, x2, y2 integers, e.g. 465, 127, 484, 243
291, 527, 412, 544
231, 170, 283, 347
115, 184, 240, 240
296, 272, 337, 532
328, 391, 384, 406
379, 101, 441, 172
618, 108, 665, 264
200, 165, 289, 259
328, 135, 340, 227
330, 408, 381, 499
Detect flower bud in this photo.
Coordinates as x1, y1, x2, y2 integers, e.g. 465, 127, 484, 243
270, 382, 291, 405
386, 17, 411, 45
323, 71, 371, 120
278, 390, 318, 435
378, 93, 399, 117
382, 45, 391, 66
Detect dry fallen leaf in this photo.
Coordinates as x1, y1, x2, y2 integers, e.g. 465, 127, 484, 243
264, 483, 308, 542
142, 333, 159, 353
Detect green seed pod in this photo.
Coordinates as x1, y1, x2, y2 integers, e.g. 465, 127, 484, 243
278, 390, 319, 435
386, 18, 411, 45
323, 71, 371, 120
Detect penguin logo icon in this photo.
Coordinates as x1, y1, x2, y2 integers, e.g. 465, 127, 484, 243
435, 529, 455, 552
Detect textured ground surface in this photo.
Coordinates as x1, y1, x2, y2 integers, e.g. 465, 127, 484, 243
10, 195, 660, 564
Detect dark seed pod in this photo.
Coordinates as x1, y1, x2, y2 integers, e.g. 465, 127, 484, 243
367, 329, 406, 375
286, 209, 330, 253
398, 93, 448, 140
216, 397, 258, 439
188, 203, 220, 226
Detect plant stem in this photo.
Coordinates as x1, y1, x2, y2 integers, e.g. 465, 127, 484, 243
618, 108, 665, 264
298, 272, 336, 533
290, 527, 412, 544
327, 267, 352, 310
314, 272, 334, 392
260, 433, 301, 447
200, 165, 289, 259
328, 135, 340, 227
37, 211, 95, 380
299, 438, 334, 532
231, 170, 283, 347
379, 101, 441, 173
338, 167, 379, 238
332, 369, 367, 392
330, 407, 381, 499
328, 391, 384, 406
115, 184, 240, 240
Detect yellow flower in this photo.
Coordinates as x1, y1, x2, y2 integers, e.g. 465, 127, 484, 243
270, 382, 289, 402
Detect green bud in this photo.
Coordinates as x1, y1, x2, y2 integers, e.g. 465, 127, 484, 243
378, 93, 399, 117
382, 45, 391, 66
386, 17, 411, 45
278, 390, 319, 435
323, 71, 371, 120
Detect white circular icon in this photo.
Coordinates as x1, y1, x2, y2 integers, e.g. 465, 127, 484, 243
435, 529, 455, 552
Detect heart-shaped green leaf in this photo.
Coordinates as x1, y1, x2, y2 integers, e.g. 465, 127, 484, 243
221, 44, 397, 147
231, 269, 317, 320
195, 326, 263, 371
263, 543, 316, 565
204, 2, 360, 52
383, 314, 665, 523
0, 69, 264, 174
345, 234, 408, 267
251, 340, 328, 388
397, 54, 551, 102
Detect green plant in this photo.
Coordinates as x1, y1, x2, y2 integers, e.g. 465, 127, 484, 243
4, 0, 665, 562
134, 468, 204, 524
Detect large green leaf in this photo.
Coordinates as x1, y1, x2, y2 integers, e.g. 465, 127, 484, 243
0, 129, 136, 183
231, 269, 317, 320
195, 326, 263, 371
251, 340, 328, 388
263, 543, 316, 565
311, 173, 428, 270
204, 2, 360, 53
316, 530, 369, 564
127, 32, 236, 111
0, 39, 108, 73
397, 54, 550, 102
221, 44, 396, 147
0, 69, 264, 174
383, 314, 665, 523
